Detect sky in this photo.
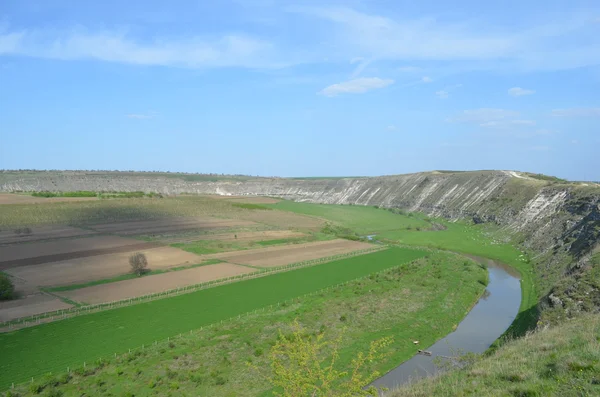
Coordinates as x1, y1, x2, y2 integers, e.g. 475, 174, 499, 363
0, 1, 599, 181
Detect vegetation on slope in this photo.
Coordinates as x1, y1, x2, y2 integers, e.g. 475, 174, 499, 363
4, 252, 486, 396
393, 313, 600, 397
0, 248, 428, 389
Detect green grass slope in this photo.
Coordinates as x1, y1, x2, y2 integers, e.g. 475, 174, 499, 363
393, 313, 600, 397
5, 251, 487, 397
0, 247, 427, 389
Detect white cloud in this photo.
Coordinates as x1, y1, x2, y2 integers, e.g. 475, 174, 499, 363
0, 30, 281, 69
386, 125, 396, 131
551, 108, 600, 117
508, 87, 535, 96
480, 120, 536, 128
571, 139, 579, 144
421, 76, 433, 83
319, 77, 394, 96
288, 6, 600, 71
448, 108, 520, 123
435, 84, 462, 99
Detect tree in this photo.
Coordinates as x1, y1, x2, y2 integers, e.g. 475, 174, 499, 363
255, 320, 392, 396
0, 273, 15, 300
129, 252, 148, 276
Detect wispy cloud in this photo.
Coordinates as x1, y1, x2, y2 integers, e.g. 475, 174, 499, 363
386, 125, 396, 131
421, 76, 433, 83
0, 30, 282, 69
447, 108, 520, 123
480, 120, 536, 128
551, 108, 600, 117
288, 6, 600, 71
508, 87, 535, 96
319, 77, 394, 96
435, 83, 462, 99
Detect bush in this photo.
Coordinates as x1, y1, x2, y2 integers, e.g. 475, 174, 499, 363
0, 273, 15, 300
129, 253, 148, 276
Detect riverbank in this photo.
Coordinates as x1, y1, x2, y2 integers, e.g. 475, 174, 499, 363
5, 251, 486, 396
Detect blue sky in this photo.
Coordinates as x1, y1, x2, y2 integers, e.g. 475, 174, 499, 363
1, 1, 599, 180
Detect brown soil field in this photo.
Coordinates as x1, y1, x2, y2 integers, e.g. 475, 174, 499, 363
239, 210, 324, 230
0, 225, 97, 245
162, 230, 306, 244
0, 236, 158, 269
0, 193, 97, 205
212, 239, 373, 267
58, 263, 256, 304
87, 217, 256, 236
5, 247, 204, 288
0, 294, 73, 322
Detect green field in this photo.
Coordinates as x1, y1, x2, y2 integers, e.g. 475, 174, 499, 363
264, 201, 430, 234
0, 247, 427, 389
378, 222, 537, 336
6, 251, 487, 396
172, 234, 331, 255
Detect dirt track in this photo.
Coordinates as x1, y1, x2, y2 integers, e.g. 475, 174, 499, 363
0, 194, 97, 205
0, 236, 160, 269
59, 263, 256, 304
0, 294, 73, 322
0, 225, 97, 245
213, 239, 373, 267
88, 217, 256, 235
5, 247, 204, 288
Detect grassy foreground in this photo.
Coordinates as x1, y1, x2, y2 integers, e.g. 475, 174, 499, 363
393, 313, 600, 397
5, 251, 487, 396
0, 247, 428, 389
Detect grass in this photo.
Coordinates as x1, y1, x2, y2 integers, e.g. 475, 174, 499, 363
0, 247, 429, 389
43, 260, 226, 293
392, 313, 600, 397
264, 201, 430, 234
377, 221, 537, 337
172, 233, 332, 255
6, 251, 487, 396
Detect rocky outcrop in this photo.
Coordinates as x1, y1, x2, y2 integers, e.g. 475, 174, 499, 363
1, 170, 599, 320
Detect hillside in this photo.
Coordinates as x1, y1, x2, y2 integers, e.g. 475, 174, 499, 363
393, 313, 600, 396
2, 169, 599, 324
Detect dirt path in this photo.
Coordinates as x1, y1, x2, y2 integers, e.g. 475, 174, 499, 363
59, 263, 256, 304
212, 239, 373, 267
5, 247, 205, 288
0, 239, 163, 270
0, 294, 73, 322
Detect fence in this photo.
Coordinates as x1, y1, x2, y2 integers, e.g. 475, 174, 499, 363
1, 246, 385, 330
5, 256, 406, 392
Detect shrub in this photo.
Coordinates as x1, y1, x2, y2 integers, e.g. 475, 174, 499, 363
129, 253, 148, 276
0, 273, 15, 300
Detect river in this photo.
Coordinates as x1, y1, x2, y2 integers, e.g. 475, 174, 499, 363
371, 255, 522, 391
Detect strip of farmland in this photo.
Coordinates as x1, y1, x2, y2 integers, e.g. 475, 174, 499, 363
0, 247, 427, 389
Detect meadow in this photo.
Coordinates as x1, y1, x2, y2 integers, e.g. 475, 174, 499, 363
0, 247, 427, 389
264, 201, 430, 234
267, 201, 536, 335
7, 251, 487, 396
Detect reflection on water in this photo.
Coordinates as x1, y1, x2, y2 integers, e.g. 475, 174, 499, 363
371, 257, 521, 391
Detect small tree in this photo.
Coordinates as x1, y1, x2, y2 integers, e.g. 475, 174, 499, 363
254, 320, 392, 396
0, 273, 15, 300
129, 252, 148, 276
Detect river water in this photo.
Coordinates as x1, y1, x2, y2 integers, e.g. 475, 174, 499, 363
371, 256, 522, 391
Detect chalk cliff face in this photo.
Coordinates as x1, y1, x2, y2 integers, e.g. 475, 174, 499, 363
1, 170, 599, 319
